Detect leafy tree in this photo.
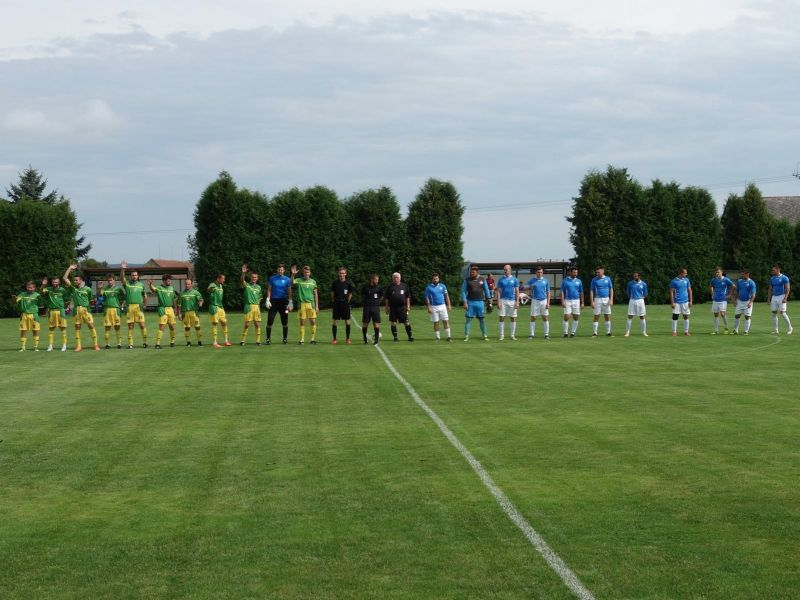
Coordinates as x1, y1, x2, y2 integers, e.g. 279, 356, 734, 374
401, 178, 465, 301
769, 219, 796, 282
720, 184, 771, 296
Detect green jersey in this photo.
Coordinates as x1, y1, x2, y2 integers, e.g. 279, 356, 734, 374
123, 278, 147, 304
42, 286, 69, 311
208, 282, 224, 308
16, 291, 41, 315
69, 284, 93, 308
295, 278, 317, 304
99, 286, 124, 310
243, 282, 263, 306
152, 285, 176, 308
180, 288, 202, 313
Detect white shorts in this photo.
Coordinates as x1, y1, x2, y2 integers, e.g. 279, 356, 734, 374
593, 297, 612, 315
498, 299, 517, 318
563, 299, 581, 315
711, 301, 728, 313
770, 294, 785, 312
734, 300, 753, 317
627, 299, 646, 317
530, 299, 549, 318
429, 305, 449, 323
673, 302, 691, 316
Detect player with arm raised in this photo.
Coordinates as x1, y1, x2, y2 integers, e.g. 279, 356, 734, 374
265, 263, 292, 345
240, 264, 264, 346
12, 281, 42, 351
732, 269, 756, 335
63, 264, 100, 352
120, 260, 148, 348
178, 278, 204, 345
768, 264, 793, 335
709, 267, 735, 334
669, 268, 693, 336
461, 265, 490, 341
425, 272, 452, 342
624, 272, 648, 337
41, 275, 69, 351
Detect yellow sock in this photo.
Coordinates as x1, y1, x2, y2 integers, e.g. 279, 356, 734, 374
240, 328, 247, 343
156, 330, 163, 345
48, 331, 55, 346
300, 326, 305, 342
142, 327, 148, 343
195, 328, 202, 341
20, 336, 27, 350
169, 330, 175, 343
116, 330, 121, 345
222, 325, 229, 342
90, 329, 98, 345
33, 335, 39, 349
310, 324, 317, 341
128, 329, 133, 345
184, 328, 191, 341
75, 331, 81, 347
105, 330, 110, 344
212, 324, 218, 342
256, 326, 261, 343
60, 330, 67, 346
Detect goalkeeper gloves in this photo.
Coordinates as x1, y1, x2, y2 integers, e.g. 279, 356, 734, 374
288, 300, 294, 312
265, 299, 272, 309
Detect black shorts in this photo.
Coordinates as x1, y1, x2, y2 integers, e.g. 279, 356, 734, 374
362, 306, 381, 324
389, 306, 409, 324
332, 301, 351, 320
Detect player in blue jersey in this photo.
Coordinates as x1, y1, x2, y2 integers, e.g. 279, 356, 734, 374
425, 273, 452, 341
590, 266, 614, 337
461, 265, 491, 341
709, 267, 735, 334
733, 269, 756, 335
768, 264, 793, 335
669, 268, 693, 336
522, 266, 551, 340
496, 264, 520, 340
265, 263, 293, 344
560, 266, 584, 337
624, 271, 648, 337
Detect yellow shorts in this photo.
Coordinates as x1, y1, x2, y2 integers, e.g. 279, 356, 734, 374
159, 307, 176, 326
244, 304, 261, 323
126, 303, 146, 324
182, 310, 200, 328
48, 310, 67, 329
298, 302, 317, 320
74, 306, 94, 326
104, 308, 121, 327
209, 307, 227, 325
20, 314, 41, 332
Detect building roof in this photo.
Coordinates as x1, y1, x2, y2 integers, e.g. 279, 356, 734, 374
145, 258, 194, 269
763, 196, 800, 224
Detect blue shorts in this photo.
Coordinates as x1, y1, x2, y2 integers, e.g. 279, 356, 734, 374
465, 300, 486, 318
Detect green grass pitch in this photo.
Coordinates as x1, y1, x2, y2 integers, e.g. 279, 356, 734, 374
1, 303, 798, 599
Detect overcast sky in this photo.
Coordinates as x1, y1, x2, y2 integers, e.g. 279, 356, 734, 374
2, 1, 799, 265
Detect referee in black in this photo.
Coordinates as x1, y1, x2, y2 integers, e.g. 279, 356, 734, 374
361, 274, 383, 345
385, 271, 414, 342
331, 266, 354, 344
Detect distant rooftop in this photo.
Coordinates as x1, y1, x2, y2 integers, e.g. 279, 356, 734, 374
763, 196, 800, 224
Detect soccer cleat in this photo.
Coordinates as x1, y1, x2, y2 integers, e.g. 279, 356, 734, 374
298, 340, 304, 345
642, 333, 649, 337
310, 340, 317, 345
606, 333, 612, 337
170, 342, 174, 348
772, 330, 779, 335
346, 339, 352, 345
373, 338, 379, 345
671, 332, 677, 337
18, 348, 25, 352
34, 348, 40, 352
744, 331, 749, 336
408, 337, 414, 342
155, 345, 162, 349
224, 341, 232, 347
434, 338, 440, 342
393, 338, 399, 342
463, 336, 469, 342
510, 336, 517, 341
724, 328, 730, 334
240, 341, 245, 346
364, 339, 369, 344
187, 341, 192, 346
256, 342, 261, 346
265, 339, 271, 345
788, 328, 794, 335
332, 339, 338, 345
711, 331, 717, 335
498, 336, 504, 341
282, 339, 288, 344
732, 330, 738, 335
624, 332, 630, 337
684, 332, 691, 336
197, 341, 203, 346
446, 337, 452, 342
212, 342, 222, 348
61, 345, 67, 352
570, 333, 575, 337
117, 344, 122, 349
483, 335, 489, 341
528, 335, 534, 340
128, 344, 134, 349
93, 345, 100, 351
592, 333, 598, 337
563, 333, 568, 338
47, 345, 54, 351
105, 344, 111, 349
143, 343, 148, 348
544, 335, 550, 340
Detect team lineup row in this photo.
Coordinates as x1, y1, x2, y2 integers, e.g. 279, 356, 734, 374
11, 262, 794, 351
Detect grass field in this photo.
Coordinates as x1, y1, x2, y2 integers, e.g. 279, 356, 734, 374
1, 303, 798, 599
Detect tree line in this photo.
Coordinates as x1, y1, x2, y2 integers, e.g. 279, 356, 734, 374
568, 166, 800, 303
188, 172, 465, 310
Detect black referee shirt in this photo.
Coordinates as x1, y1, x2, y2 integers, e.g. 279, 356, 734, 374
385, 283, 411, 307
362, 284, 383, 307
331, 279, 354, 302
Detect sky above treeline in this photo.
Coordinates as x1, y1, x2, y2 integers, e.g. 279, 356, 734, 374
2, 0, 799, 265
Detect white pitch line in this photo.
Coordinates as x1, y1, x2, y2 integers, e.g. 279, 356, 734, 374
374, 344, 596, 600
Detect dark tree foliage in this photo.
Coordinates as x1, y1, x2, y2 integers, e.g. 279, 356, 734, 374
0, 200, 79, 316
569, 167, 721, 304
401, 178, 465, 302
769, 219, 796, 282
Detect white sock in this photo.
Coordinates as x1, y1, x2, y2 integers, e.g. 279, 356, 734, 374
529, 321, 535, 336
684, 319, 690, 332
571, 321, 579, 334
605, 321, 611, 334
745, 319, 751, 333
563, 321, 569, 334
713, 316, 719, 331
626, 319, 632, 333
444, 327, 450, 339
641, 319, 647, 334
435, 330, 440, 339
510, 322, 516, 337
592, 322, 598, 334
499, 322, 505, 338
544, 321, 549, 336
772, 315, 779, 330
672, 320, 677, 333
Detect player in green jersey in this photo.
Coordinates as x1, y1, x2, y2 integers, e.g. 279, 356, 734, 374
40, 275, 69, 351
291, 264, 319, 344
63, 264, 100, 352
207, 273, 231, 347
12, 281, 42, 351
240, 264, 264, 345
147, 275, 178, 349
120, 260, 149, 348
98, 274, 125, 348
178, 279, 203, 346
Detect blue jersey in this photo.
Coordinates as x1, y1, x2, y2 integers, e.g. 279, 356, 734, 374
496, 275, 519, 301
709, 276, 734, 302
561, 277, 583, 300
590, 275, 613, 299
525, 277, 550, 301
627, 280, 648, 300
268, 274, 292, 299
736, 278, 756, 302
424, 283, 449, 306
770, 274, 790, 296
670, 277, 692, 304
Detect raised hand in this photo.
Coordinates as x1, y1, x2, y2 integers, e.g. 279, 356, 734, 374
290, 265, 298, 276
41, 277, 48, 286
242, 264, 248, 274
121, 260, 128, 269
